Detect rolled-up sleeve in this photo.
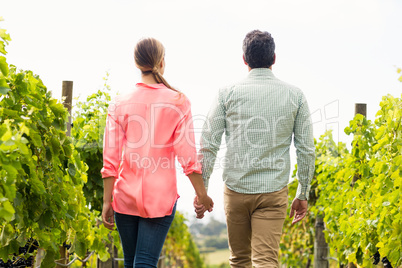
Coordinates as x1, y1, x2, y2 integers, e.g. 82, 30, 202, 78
174, 98, 202, 175
293, 92, 315, 200
101, 102, 125, 178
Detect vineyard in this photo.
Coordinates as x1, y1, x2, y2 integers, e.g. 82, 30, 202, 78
280, 93, 402, 267
1, 17, 401, 268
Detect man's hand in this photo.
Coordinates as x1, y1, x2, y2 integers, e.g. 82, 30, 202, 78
289, 198, 308, 224
198, 193, 214, 211
193, 196, 213, 219
102, 202, 115, 230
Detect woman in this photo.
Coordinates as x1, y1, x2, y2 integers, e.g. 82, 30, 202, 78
101, 37, 213, 268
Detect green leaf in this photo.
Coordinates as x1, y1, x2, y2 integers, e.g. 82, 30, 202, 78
391, 170, 400, 180
356, 247, 363, 265
0, 224, 14, 246
29, 130, 43, 147
388, 249, 400, 264
30, 177, 46, 195
0, 29, 11, 42
45, 146, 52, 161
0, 128, 12, 142
0, 42, 6, 55
354, 113, 364, 121
39, 210, 53, 228
63, 142, 73, 157
0, 200, 15, 221
0, 78, 10, 95
49, 98, 67, 118
0, 56, 8, 76
68, 163, 77, 177
17, 140, 29, 155
75, 241, 87, 257
3, 163, 18, 179
41, 247, 58, 268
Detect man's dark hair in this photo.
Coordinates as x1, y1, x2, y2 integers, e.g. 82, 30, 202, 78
243, 30, 275, 69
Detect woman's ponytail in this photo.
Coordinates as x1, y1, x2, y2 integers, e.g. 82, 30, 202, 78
151, 66, 178, 92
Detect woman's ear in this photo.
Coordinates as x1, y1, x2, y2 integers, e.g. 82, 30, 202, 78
159, 58, 165, 75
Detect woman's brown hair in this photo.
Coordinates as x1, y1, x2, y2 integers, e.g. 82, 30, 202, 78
134, 38, 179, 93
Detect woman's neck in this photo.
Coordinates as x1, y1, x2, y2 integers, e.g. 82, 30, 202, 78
141, 74, 158, 85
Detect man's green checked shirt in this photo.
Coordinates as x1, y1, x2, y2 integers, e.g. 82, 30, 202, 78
199, 68, 315, 200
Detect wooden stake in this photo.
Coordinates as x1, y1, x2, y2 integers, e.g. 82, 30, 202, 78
354, 103, 367, 117
347, 104, 367, 268
62, 81, 73, 136
56, 81, 73, 268
314, 216, 329, 268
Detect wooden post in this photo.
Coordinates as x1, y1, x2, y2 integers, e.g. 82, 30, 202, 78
56, 246, 68, 268
34, 248, 45, 268
314, 216, 329, 268
62, 81, 73, 136
97, 238, 118, 268
354, 103, 367, 117
346, 104, 367, 268
157, 255, 166, 268
352, 103, 367, 186
56, 81, 73, 268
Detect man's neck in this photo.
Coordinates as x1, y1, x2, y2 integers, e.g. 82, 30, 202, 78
248, 66, 273, 72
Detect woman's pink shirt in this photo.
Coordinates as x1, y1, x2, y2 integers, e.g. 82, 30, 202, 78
101, 83, 201, 218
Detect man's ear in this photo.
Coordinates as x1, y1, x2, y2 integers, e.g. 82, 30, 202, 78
272, 53, 276, 65
243, 54, 248, 66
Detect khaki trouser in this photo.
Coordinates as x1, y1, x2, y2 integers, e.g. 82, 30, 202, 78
224, 185, 288, 268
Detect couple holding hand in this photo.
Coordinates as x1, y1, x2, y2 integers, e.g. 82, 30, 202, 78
101, 30, 315, 268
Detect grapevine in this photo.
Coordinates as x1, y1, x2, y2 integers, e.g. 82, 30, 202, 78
71, 75, 111, 213
0, 21, 110, 267
281, 94, 402, 267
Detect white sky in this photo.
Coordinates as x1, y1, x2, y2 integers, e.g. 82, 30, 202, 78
2, 0, 402, 223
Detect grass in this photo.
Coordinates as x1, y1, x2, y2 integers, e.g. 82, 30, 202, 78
203, 248, 230, 266
203, 250, 340, 268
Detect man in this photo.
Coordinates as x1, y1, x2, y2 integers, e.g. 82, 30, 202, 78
194, 30, 315, 267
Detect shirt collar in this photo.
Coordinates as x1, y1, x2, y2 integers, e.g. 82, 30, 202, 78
247, 68, 275, 78
136, 82, 166, 89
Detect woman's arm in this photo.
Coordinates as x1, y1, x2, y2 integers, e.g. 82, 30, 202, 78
173, 97, 214, 212
102, 177, 115, 230
188, 172, 214, 211
101, 101, 124, 230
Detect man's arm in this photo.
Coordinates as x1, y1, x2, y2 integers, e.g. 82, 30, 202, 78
293, 91, 315, 200
199, 89, 226, 189
195, 90, 226, 219
289, 91, 315, 224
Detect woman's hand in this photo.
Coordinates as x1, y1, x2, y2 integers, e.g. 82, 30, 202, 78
102, 202, 115, 230
187, 172, 213, 218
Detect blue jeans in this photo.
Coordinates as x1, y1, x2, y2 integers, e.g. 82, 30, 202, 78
114, 203, 176, 268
